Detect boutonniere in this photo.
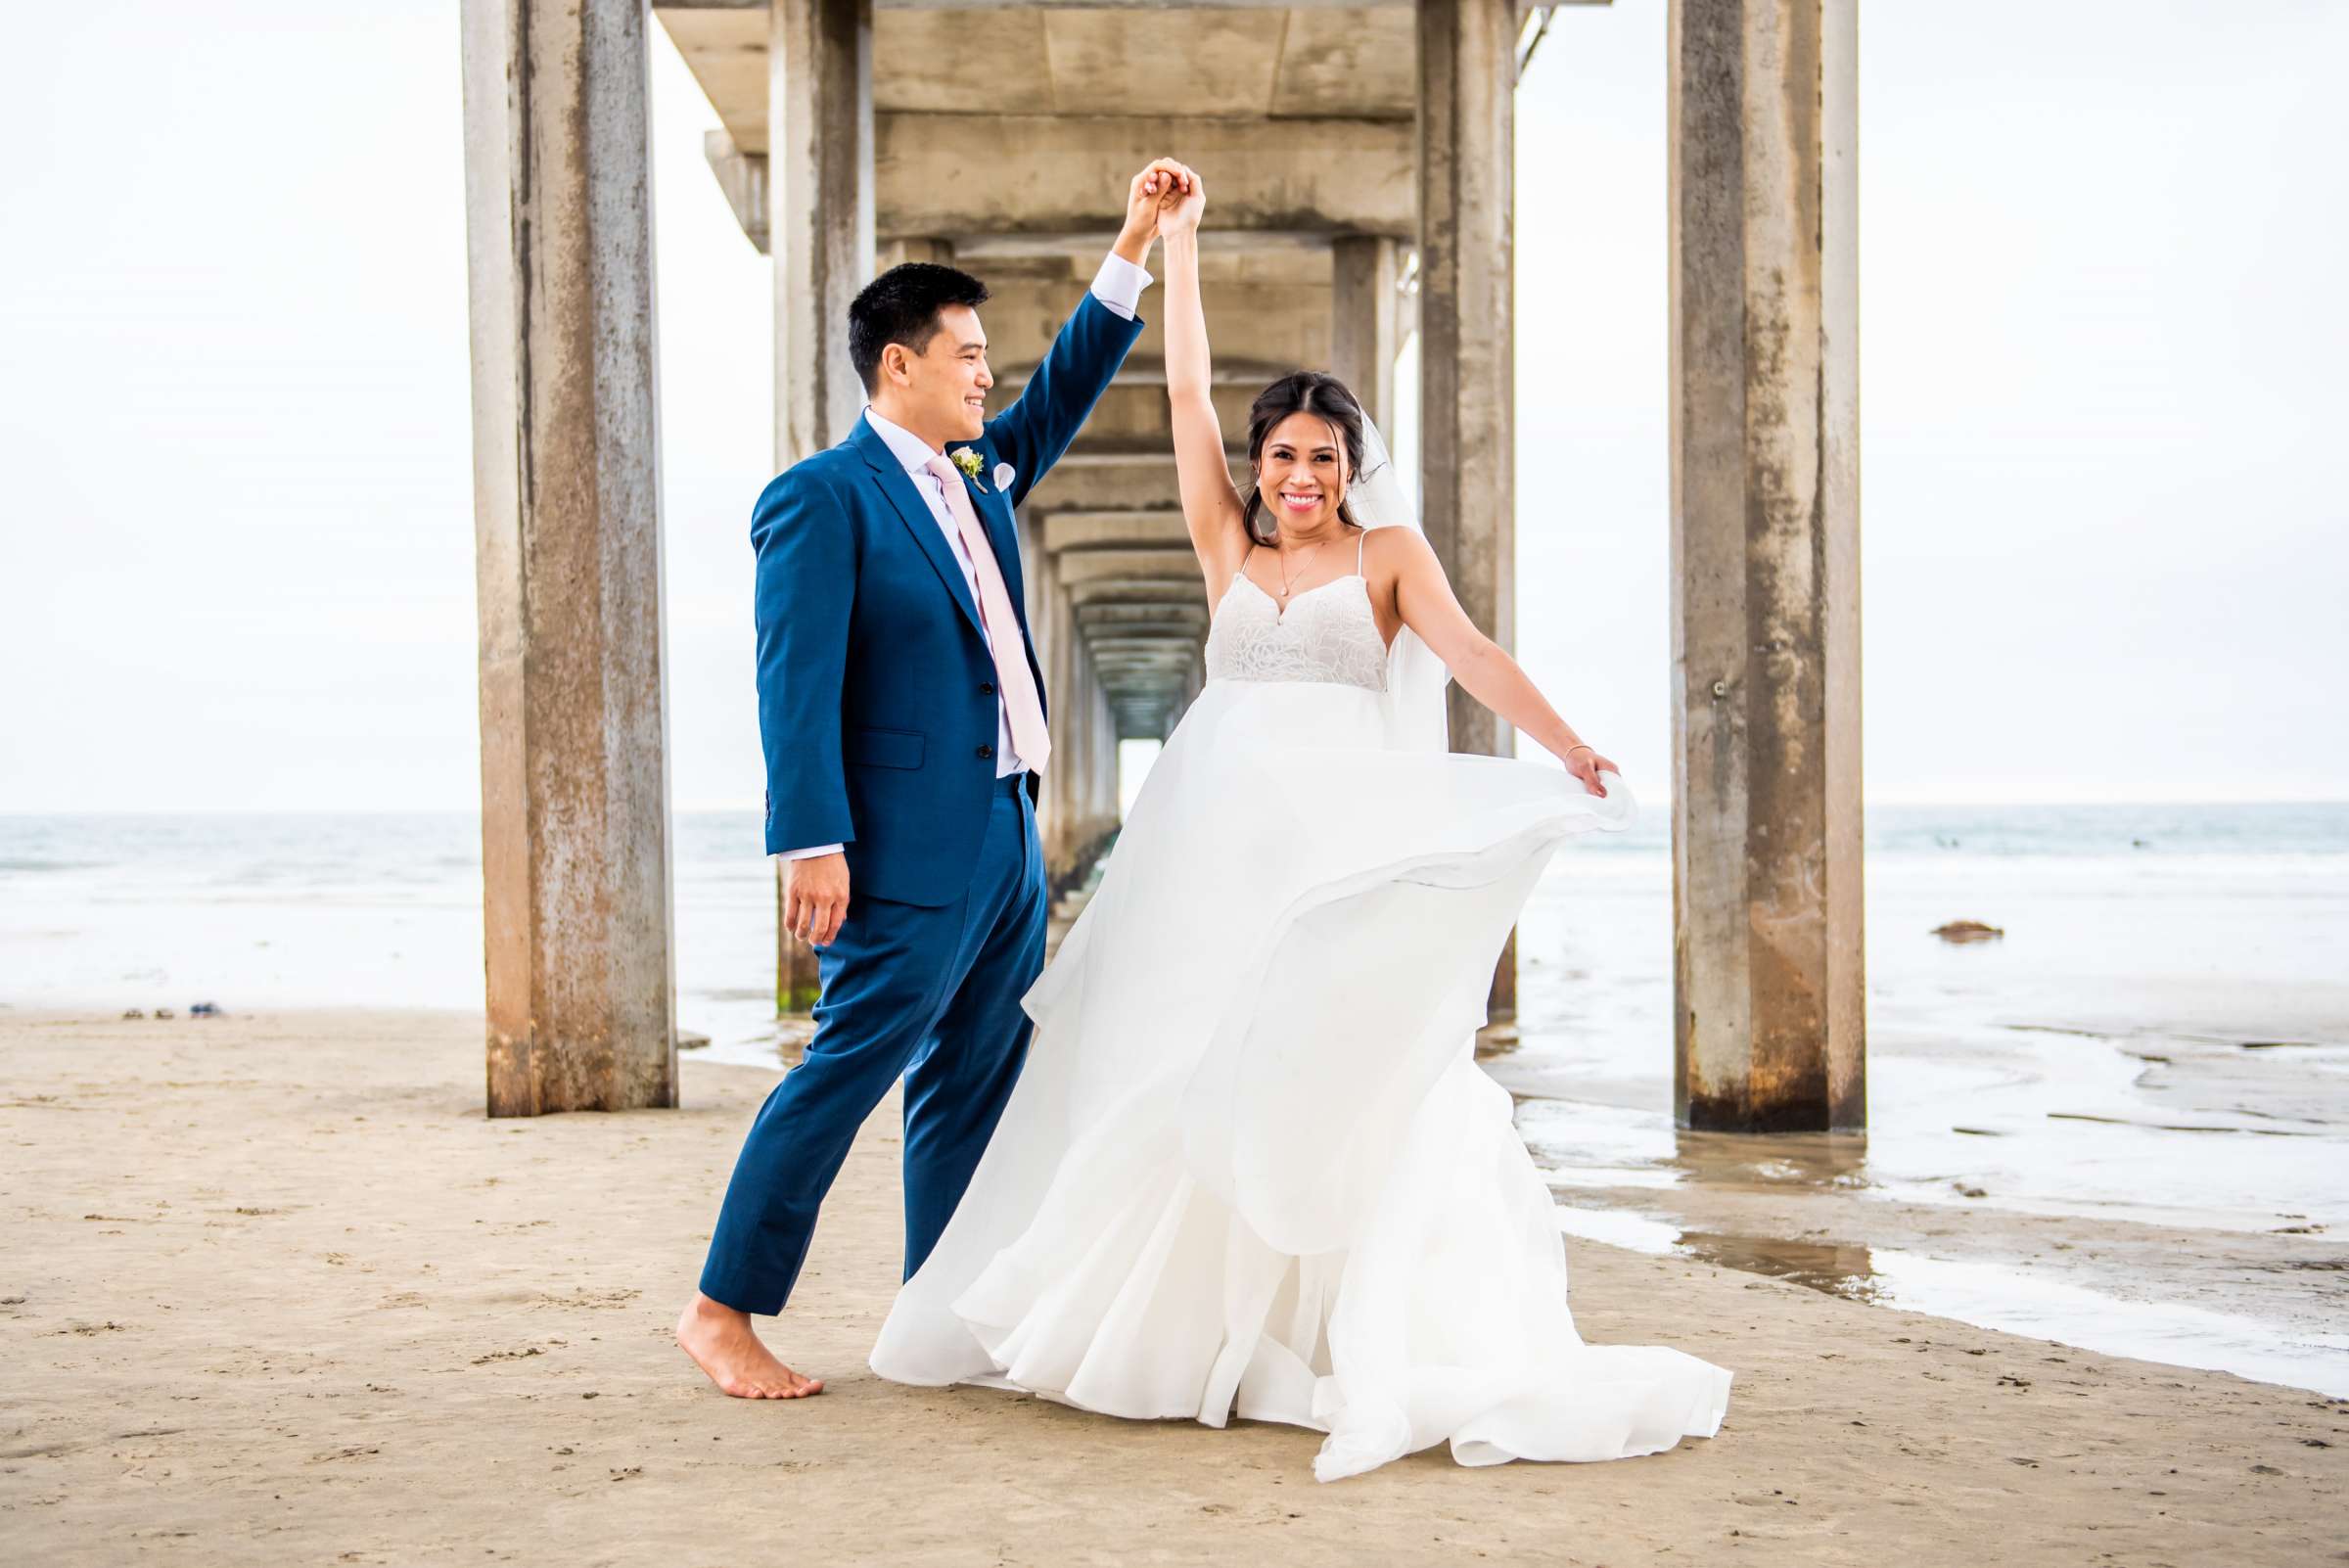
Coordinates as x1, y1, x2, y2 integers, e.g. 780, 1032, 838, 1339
948, 446, 986, 486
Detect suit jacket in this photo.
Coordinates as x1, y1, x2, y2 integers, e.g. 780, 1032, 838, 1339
752, 291, 1144, 906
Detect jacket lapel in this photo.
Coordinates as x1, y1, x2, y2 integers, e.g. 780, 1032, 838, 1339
852, 417, 987, 644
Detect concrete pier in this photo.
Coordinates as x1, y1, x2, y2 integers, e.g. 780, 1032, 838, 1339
657, 0, 1491, 1001
767, 0, 875, 1012
1669, 0, 1865, 1130
1331, 235, 1402, 434
1415, 0, 1523, 1024
459, 0, 677, 1115
438, 1, 1876, 1127
771, 0, 873, 465
1416, 0, 1519, 767
652, 2, 1429, 922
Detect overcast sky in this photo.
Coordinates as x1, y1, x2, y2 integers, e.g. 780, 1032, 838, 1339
1, 1, 2341, 813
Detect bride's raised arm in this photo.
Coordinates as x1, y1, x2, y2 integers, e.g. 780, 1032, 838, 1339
1155, 168, 1249, 594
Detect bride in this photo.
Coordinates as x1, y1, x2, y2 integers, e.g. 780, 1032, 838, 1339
869, 163, 1732, 1482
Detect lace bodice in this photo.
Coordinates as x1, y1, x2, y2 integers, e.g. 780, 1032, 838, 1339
1203, 538, 1390, 694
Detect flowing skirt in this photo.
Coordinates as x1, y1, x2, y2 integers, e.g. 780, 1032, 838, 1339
870, 677, 1732, 1481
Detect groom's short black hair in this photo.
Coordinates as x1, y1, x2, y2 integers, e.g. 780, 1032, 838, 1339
850, 262, 991, 392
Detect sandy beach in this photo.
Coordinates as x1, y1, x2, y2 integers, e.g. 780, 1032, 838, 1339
3, 1008, 2341, 1566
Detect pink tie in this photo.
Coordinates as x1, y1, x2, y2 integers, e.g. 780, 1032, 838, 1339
924, 455, 1050, 773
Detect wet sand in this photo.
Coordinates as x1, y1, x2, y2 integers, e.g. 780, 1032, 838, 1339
3, 1009, 2342, 1566
1497, 853, 2349, 1394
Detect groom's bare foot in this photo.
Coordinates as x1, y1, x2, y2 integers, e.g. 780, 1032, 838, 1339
675, 1293, 825, 1399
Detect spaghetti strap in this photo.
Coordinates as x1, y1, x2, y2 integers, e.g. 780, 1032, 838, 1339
1355, 528, 1365, 576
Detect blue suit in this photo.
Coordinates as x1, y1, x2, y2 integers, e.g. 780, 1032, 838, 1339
700, 290, 1144, 1316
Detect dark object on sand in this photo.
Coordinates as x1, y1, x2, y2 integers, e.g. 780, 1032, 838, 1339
678, 1030, 711, 1051
1931, 919, 2004, 945
121, 1009, 146, 1020
155, 1007, 176, 1020
190, 1002, 222, 1018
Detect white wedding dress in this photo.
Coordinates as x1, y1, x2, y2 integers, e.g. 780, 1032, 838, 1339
870, 538, 1733, 1482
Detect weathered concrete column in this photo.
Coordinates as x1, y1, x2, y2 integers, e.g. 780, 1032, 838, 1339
1095, 669, 1111, 833
1418, 0, 1516, 761
1418, 0, 1520, 1023
1074, 651, 1100, 845
1331, 235, 1401, 431
1092, 666, 1118, 838
460, 0, 676, 1116
1176, 648, 1204, 735
1669, 0, 1864, 1131
769, 0, 873, 1014
1056, 641, 1086, 879
771, 0, 873, 466
1035, 553, 1074, 874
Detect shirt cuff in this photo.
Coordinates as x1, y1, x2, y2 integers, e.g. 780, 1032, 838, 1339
1089, 252, 1152, 321
775, 843, 845, 862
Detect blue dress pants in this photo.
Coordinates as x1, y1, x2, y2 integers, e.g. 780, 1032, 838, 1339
699, 775, 1046, 1316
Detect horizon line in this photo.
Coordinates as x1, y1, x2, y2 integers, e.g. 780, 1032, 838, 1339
5, 796, 2347, 819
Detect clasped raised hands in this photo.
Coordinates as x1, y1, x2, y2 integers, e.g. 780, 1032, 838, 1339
1147, 159, 1204, 237
1116, 159, 1204, 259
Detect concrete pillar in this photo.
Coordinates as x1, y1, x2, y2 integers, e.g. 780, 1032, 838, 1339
1059, 644, 1085, 874
1075, 652, 1099, 844
1174, 648, 1203, 735
769, 0, 873, 1014
1071, 654, 1090, 847
460, 0, 676, 1117
771, 0, 873, 466
1331, 235, 1401, 431
1668, 0, 1864, 1131
1417, 0, 1520, 1023
1396, 244, 1421, 363
1093, 665, 1109, 835
1037, 560, 1076, 875
1417, 0, 1516, 761
1093, 668, 1118, 836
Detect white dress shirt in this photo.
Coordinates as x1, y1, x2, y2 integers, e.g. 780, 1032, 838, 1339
780, 252, 1152, 863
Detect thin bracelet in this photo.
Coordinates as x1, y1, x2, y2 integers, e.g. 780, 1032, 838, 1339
1566, 743, 1593, 756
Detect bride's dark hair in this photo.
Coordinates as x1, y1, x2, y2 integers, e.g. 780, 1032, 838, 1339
1240, 371, 1369, 546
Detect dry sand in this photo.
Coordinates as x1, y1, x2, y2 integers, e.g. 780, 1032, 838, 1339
3, 1009, 2341, 1566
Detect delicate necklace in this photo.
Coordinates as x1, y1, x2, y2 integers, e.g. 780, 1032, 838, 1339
1272, 536, 1325, 602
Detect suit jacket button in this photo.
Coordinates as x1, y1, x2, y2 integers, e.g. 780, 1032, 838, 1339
977, 744, 994, 760
979, 681, 994, 696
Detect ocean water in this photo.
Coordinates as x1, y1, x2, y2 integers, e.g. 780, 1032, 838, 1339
4, 801, 2346, 1391
1498, 800, 2349, 1398
10, 800, 2341, 1008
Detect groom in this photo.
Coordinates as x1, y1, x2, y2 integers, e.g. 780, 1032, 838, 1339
678, 161, 1186, 1399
